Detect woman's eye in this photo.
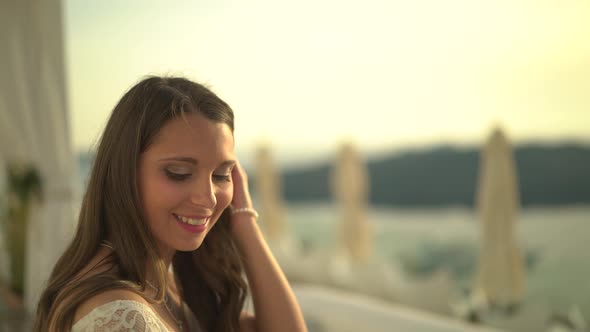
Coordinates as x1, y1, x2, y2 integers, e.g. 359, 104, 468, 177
165, 169, 191, 181
213, 174, 231, 182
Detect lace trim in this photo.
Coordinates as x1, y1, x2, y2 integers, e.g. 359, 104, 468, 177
72, 300, 170, 332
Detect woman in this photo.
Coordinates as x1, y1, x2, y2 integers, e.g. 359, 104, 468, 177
33, 76, 307, 332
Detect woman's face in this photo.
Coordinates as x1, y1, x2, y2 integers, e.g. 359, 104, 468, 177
138, 112, 235, 257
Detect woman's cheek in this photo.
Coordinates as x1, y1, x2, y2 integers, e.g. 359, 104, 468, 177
217, 186, 233, 209
153, 178, 188, 209
157, 179, 186, 203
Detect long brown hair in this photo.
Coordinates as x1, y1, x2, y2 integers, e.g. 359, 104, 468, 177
33, 76, 247, 331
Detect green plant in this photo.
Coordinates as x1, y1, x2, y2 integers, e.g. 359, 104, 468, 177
2, 162, 42, 295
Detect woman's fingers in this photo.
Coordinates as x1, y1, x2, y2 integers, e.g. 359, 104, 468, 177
231, 161, 253, 209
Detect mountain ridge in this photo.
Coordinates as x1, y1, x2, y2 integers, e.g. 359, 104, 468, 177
279, 143, 590, 207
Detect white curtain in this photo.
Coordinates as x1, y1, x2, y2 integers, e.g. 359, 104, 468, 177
0, 0, 77, 313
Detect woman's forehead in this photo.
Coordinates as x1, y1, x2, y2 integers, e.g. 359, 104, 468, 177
146, 113, 235, 161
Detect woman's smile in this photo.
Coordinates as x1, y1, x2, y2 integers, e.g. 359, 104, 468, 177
172, 213, 209, 226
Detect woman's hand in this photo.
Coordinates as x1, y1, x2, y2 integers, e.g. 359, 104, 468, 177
230, 160, 254, 213
228, 160, 308, 332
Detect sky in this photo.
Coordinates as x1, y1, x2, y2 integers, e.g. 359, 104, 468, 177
64, 0, 590, 166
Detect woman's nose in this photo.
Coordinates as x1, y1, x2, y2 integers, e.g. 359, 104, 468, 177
189, 177, 217, 209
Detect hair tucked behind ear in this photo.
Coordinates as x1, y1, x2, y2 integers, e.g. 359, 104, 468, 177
33, 76, 247, 332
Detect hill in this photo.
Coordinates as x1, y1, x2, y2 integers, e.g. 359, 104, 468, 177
279, 144, 590, 207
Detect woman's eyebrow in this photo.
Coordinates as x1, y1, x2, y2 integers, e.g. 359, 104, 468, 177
158, 157, 197, 164
158, 157, 236, 168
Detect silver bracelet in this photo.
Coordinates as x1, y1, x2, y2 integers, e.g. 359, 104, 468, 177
230, 207, 259, 219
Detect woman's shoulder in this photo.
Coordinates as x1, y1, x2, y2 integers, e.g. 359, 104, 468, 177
73, 289, 148, 322
72, 289, 168, 331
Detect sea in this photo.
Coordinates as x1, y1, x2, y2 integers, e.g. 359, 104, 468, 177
282, 203, 590, 331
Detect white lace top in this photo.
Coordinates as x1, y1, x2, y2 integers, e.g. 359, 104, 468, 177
72, 300, 201, 332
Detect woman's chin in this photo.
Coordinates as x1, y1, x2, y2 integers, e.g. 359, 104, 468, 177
175, 239, 204, 252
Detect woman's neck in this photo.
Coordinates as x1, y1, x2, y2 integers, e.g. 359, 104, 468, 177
157, 243, 175, 270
